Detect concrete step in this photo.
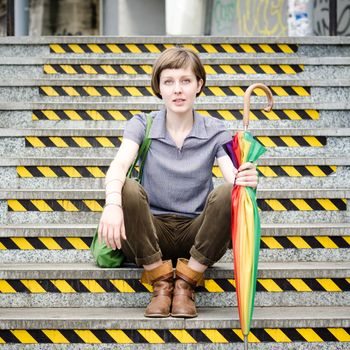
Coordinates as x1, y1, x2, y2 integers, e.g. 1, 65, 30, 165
0, 306, 349, 349
0, 262, 348, 308
0, 223, 348, 264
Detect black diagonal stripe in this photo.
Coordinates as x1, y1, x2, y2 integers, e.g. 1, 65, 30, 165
81, 44, 92, 53
138, 86, 153, 96
253, 110, 268, 120
266, 166, 288, 177
266, 137, 287, 147
215, 44, 227, 53
249, 44, 260, 52
190, 329, 212, 343
272, 65, 285, 74
251, 329, 275, 342
129, 279, 150, 292
330, 199, 346, 210
156, 44, 166, 52
97, 110, 112, 120
50, 166, 70, 177
306, 198, 329, 211
85, 279, 117, 293
93, 86, 107, 96
39, 87, 45, 95
279, 86, 295, 95
75, 110, 90, 120
52, 237, 76, 249
293, 166, 312, 176
74, 166, 93, 177
333, 278, 350, 291
233, 65, 244, 74
275, 110, 289, 120
276, 237, 297, 249
193, 44, 205, 53
115, 87, 127, 96
60, 330, 85, 343
25, 166, 46, 177
283, 328, 305, 341
202, 87, 213, 96
217, 329, 241, 342
212, 65, 225, 74
282, 199, 300, 211
254, 65, 266, 74
5, 279, 30, 292
319, 165, 335, 175
66, 279, 89, 293
58, 137, 76, 147
207, 110, 222, 120
332, 236, 350, 248
297, 109, 313, 120
123, 110, 136, 119
0, 237, 22, 249
89, 330, 115, 343
271, 278, 296, 291
134, 65, 147, 74
56, 110, 70, 120
20, 200, 43, 211
32, 110, 47, 120
99, 44, 112, 53
116, 44, 127, 52
302, 278, 324, 291
53, 86, 67, 96
0, 330, 22, 343
108, 65, 121, 74
295, 65, 303, 73
94, 65, 106, 75
221, 87, 233, 96
124, 330, 148, 343
137, 44, 148, 53
313, 328, 338, 342
75, 86, 88, 96
74, 65, 86, 74
256, 280, 268, 292
257, 199, 273, 211
231, 110, 243, 119
37, 137, 55, 147
26, 237, 47, 249
303, 236, 324, 248
83, 237, 93, 246
38, 280, 61, 293
55, 65, 67, 74
27, 329, 52, 344
212, 279, 235, 292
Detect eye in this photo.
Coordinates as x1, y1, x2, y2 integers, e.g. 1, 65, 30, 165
163, 80, 173, 85
182, 79, 191, 84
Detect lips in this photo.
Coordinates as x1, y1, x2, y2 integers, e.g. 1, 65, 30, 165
173, 98, 186, 105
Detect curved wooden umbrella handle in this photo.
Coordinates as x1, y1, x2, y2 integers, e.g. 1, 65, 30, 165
243, 83, 274, 130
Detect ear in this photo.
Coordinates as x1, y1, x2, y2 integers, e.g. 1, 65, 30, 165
197, 79, 204, 93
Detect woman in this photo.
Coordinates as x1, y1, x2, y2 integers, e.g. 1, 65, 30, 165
98, 47, 258, 318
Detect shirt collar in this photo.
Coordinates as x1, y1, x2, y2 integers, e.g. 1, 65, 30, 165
149, 109, 208, 140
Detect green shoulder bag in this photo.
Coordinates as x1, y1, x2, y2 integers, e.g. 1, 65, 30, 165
90, 113, 153, 268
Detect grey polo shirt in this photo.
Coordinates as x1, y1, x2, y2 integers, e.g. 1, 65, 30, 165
123, 109, 232, 218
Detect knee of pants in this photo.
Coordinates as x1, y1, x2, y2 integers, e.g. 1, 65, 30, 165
122, 178, 148, 210
208, 183, 232, 210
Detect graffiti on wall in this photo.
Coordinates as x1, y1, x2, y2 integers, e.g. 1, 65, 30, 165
211, 0, 287, 36
313, 0, 350, 36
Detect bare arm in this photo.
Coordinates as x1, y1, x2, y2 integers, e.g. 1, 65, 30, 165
99, 138, 139, 250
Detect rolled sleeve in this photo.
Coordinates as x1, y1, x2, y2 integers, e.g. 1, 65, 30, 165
215, 128, 233, 158
123, 113, 146, 145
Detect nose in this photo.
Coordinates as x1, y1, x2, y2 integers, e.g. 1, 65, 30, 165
174, 81, 182, 94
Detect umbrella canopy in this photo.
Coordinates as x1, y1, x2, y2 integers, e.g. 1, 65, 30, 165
224, 83, 273, 349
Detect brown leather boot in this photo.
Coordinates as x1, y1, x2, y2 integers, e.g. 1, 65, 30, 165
171, 258, 204, 318
141, 260, 174, 318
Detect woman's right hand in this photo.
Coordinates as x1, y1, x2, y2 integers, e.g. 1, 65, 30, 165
98, 205, 126, 250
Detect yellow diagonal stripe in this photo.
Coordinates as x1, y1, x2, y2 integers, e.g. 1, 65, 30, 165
202, 44, 218, 53
38, 237, 62, 250
126, 44, 142, 53
21, 280, 46, 293
106, 44, 122, 53
62, 87, 79, 96
42, 330, 69, 344
66, 237, 90, 250
104, 87, 122, 96
68, 44, 84, 53
110, 280, 135, 293
219, 110, 235, 120
264, 199, 287, 211
44, 65, 57, 74
281, 166, 302, 177
305, 166, 326, 177
278, 44, 295, 53
256, 137, 276, 147
106, 330, 133, 343
31, 200, 53, 212
49, 137, 69, 148
11, 330, 37, 344
144, 44, 161, 53
316, 199, 339, 210
233, 329, 260, 342
303, 136, 323, 147
259, 44, 275, 53
316, 278, 341, 292
240, 44, 256, 53
83, 86, 101, 96
72, 137, 92, 148
81, 65, 97, 74
86, 166, 105, 177
50, 44, 65, 53
306, 110, 319, 119
271, 86, 288, 96
26, 137, 46, 147
125, 87, 143, 96
96, 137, 115, 147
65, 110, 83, 120
259, 65, 276, 74
17, 166, 33, 178
204, 279, 224, 292
207, 87, 225, 96
50, 280, 76, 293
287, 279, 312, 292
220, 65, 236, 74
62, 166, 82, 177
87, 44, 104, 53
138, 330, 165, 344
258, 167, 278, 177
297, 328, 323, 342
204, 65, 217, 75
83, 200, 103, 212
292, 86, 310, 96
201, 329, 228, 343
0, 242, 5, 249
56, 200, 79, 212
230, 87, 245, 96
101, 65, 117, 74
8, 200, 27, 211
170, 330, 197, 343
41, 86, 59, 96
0, 280, 16, 293
220, 44, 236, 53
265, 329, 292, 342
315, 236, 338, 248
290, 199, 313, 211
212, 166, 223, 177
86, 110, 104, 120
258, 279, 283, 292
328, 328, 350, 341
11, 237, 35, 250
74, 330, 101, 343
240, 65, 256, 74
284, 110, 302, 120
280, 65, 296, 74
61, 65, 77, 74
280, 136, 300, 147
43, 110, 61, 120
140, 65, 152, 74
80, 280, 106, 293
287, 236, 311, 248
37, 166, 58, 177
261, 237, 283, 249
121, 65, 137, 75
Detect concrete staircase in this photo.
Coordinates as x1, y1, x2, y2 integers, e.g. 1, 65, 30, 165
0, 36, 349, 349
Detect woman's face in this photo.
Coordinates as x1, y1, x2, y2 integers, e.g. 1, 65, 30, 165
159, 66, 203, 116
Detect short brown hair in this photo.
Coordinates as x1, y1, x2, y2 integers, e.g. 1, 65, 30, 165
151, 47, 206, 99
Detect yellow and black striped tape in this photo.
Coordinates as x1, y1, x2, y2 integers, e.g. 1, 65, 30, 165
0, 327, 348, 343
50, 43, 298, 54
1, 236, 349, 250
16, 165, 336, 178
7, 199, 347, 212
32, 109, 320, 121
1, 278, 349, 293
39, 85, 310, 97
24, 136, 326, 148
44, 64, 304, 75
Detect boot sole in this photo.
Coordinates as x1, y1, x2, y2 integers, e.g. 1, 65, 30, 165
171, 313, 197, 318
144, 313, 171, 318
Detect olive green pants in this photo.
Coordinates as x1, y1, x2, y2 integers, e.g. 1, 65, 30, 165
121, 178, 232, 266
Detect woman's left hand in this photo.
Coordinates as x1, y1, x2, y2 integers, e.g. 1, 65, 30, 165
235, 162, 258, 188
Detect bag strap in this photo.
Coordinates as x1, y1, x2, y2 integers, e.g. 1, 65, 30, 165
127, 113, 153, 181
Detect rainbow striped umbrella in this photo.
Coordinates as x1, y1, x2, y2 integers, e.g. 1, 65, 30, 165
225, 83, 273, 349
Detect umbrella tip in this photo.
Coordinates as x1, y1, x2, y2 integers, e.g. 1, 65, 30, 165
244, 335, 249, 350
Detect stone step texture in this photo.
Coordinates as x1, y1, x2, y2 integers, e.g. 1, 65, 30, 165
0, 36, 349, 349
